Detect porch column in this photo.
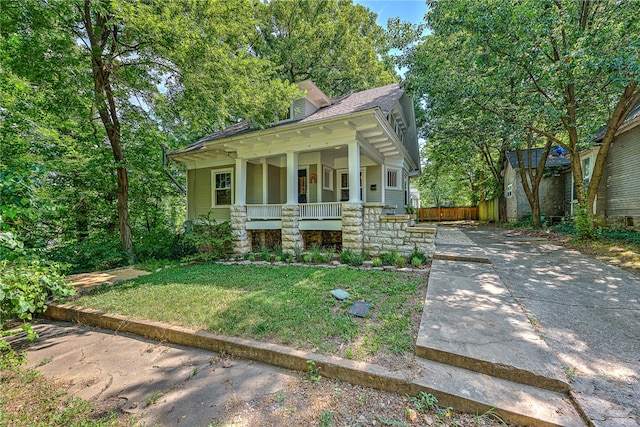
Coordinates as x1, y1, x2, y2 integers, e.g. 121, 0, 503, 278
286, 151, 298, 204
261, 158, 268, 204
235, 158, 247, 205
348, 141, 361, 203
381, 165, 386, 205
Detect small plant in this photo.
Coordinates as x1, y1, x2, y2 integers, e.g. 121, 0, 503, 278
309, 245, 323, 263
301, 253, 312, 263
408, 391, 439, 411
306, 359, 321, 382
344, 348, 353, 359
409, 244, 427, 265
340, 249, 364, 266
319, 410, 335, 427
380, 250, 400, 265
146, 391, 162, 406
246, 254, 255, 261
396, 256, 407, 268
293, 244, 303, 261
563, 365, 577, 383
273, 243, 284, 258
410, 256, 422, 268
372, 257, 383, 267
473, 408, 507, 425
259, 246, 271, 262
274, 255, 282, 262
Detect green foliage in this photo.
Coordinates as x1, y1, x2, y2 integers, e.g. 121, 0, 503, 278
380, 251, 400, 266
318, 410, 335, 427
340, 249, 364, 266
396, 257, 407, 268
372, 257, 383, 267
408, 391, 439, 412
306, 359, 322, 383
182, 215, 233, 261
47, 239, 132, 274
574, 202, 596, 240
0, 232, 75, 353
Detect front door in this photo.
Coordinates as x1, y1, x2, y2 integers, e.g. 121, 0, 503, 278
298, 169, 307, 203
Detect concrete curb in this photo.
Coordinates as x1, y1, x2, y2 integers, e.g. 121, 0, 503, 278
42, 303, 585, 426
432, 253, 492, 264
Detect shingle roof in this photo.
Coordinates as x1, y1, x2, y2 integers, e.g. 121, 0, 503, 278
175, 83, 403, 154
506, 148, 571, 169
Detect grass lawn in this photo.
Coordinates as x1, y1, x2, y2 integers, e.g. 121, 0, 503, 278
74, 264, 427, 362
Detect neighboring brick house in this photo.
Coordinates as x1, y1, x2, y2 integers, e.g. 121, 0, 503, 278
170, 81, 435, 255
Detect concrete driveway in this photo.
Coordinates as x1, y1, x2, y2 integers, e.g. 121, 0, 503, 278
441, 226, 640, 426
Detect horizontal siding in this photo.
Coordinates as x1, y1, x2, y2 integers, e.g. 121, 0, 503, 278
187, 166, 232, 221
606, 126, 640, 217
246, 163, 263, 204
366, 165, 382, 203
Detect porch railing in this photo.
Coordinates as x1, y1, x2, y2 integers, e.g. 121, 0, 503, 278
299, 202, 342, 220
246, 204, 282, 220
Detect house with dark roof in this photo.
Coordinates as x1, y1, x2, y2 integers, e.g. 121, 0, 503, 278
504, 148, 571, 222
170, 81, 433, 255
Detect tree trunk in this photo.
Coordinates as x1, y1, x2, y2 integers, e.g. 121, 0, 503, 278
515, 137, 553, 229
83, 0, 134, 260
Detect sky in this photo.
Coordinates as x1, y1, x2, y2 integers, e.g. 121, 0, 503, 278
354, 0, 428, 26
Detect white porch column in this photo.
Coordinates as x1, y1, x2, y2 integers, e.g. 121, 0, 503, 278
286, 151, 298, 205
261, 158, 268, 204
348, 141, 361, 203
235, 158, 247, 205
381, 165, 386, 205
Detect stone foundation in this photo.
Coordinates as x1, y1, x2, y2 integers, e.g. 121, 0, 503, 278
363, 204, 435, 257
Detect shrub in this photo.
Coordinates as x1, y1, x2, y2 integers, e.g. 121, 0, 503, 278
181, 214, 234, 261
47, 238, 131, 274
1, 232, 75, 354
409, 245, 427, 266
134, 227, 195, 262
372, 257, 383, 267
396, 257, 407, 268
340, 249, 364, 266
380, 251, 400, 266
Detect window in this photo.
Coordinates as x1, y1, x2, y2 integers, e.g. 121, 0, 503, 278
386, 168, 400, 190
211, 169, 233, 207
337, 169, 364, 201
506, 184, 513, 198
322, 166, 334, 191
582, 157, 591, 180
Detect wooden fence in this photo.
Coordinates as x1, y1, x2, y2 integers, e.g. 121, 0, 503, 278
417, 206, 479, 221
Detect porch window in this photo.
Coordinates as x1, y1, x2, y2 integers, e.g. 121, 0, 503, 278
323, 165, 334, 191
338, 170, 364, 201
386, 168, 401, 190
211, 169, 233, 207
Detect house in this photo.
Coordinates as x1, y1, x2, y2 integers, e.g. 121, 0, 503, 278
169, 81, 435, 255
504, 148, 570, 222
568, 102, 640, 228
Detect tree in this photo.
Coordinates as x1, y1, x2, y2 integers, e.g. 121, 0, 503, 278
254, 0, 397, 96
2, 0, 299, 257
414, 0, 640, 233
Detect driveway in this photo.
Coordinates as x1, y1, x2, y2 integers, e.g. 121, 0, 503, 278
443, 226, 640, 426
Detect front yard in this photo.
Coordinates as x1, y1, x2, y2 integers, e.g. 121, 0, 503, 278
74, 264, 428, 365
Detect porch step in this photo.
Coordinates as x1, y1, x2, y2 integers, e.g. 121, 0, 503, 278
412, 357, 585, 426
417, 259, 570, 394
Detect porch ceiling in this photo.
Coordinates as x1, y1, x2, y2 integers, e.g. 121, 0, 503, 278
171, 110, 405, 165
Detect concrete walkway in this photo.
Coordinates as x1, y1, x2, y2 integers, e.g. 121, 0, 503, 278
438, 226, 640, 427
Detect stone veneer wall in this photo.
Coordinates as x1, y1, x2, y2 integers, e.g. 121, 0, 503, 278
281, 204, 303, 253
363, 204, 435, 257
230, 205, 251, 255
341, 203, 364, 252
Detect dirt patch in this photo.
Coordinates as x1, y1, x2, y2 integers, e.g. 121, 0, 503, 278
215, 370, 512, 427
